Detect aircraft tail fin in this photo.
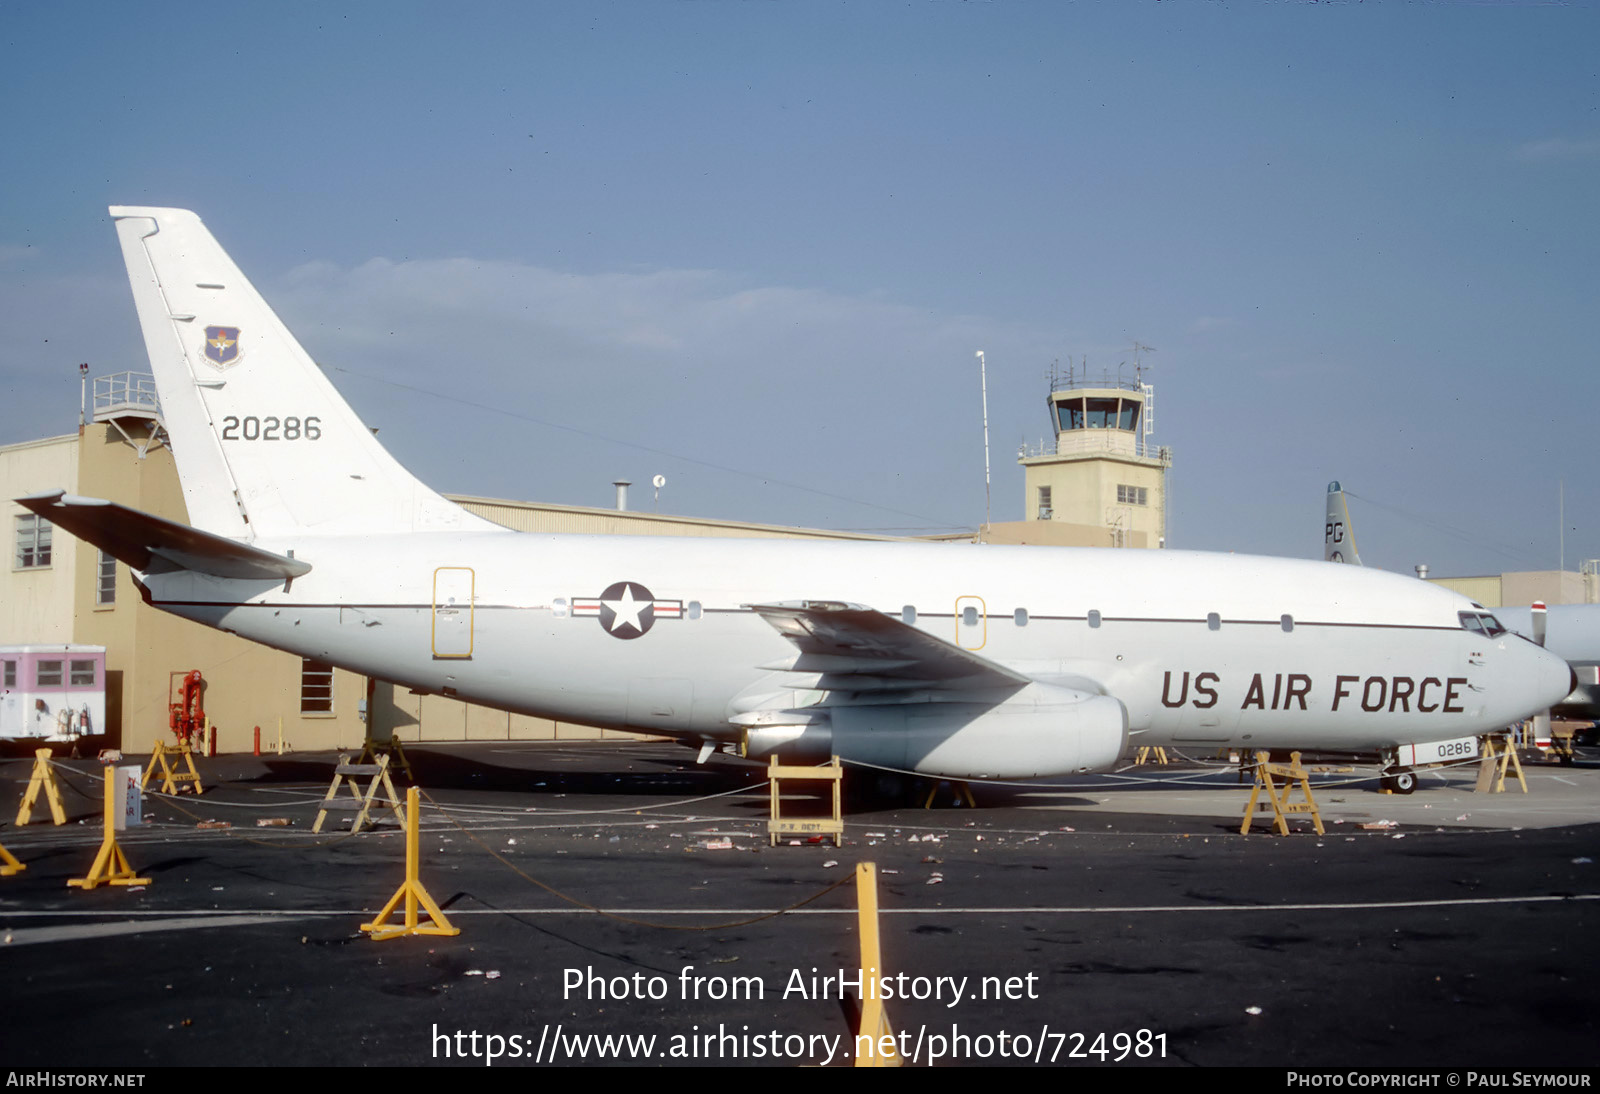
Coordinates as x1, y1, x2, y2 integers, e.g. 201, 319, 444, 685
1324, 480, 1362, 565
108, 207, 498, 540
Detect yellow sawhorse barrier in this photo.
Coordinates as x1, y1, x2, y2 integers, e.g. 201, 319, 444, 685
767, 756, 844, 847
1133, 746, 1170, 765
1241, 751, 1325, 836
357, 734, 414, 782
142, 741, 204, 796
314, 754, 405, 834
1475, 732, 1527, 794
853, 861, 902, 1067
0, 840, 23, 876
16, 749, 66, 826
921, 779, 976, 809
361, 786, 459, 940
68, 772, 149, 890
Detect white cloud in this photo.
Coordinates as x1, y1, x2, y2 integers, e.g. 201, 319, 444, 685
264, 256, 1065, 527
1514, 136, 1600, 162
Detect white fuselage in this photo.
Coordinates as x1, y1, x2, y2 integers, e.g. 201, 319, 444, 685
138, 532, 1572, 759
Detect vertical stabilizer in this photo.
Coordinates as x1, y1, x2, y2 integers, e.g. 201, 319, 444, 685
1324, 481, 1361, 565
109, 207, 497, 539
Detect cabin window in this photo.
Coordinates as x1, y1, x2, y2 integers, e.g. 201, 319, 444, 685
902, 605, 917, 625
1014, 608, 1028, 627
300, 658, 334, 714
687, 601, 702, 620
69, 660, 95, 686
37, 660, 63, 687
1206, 613, 1221, 631
15, 514, 51, 569
97, 550, 116, 605
1281, 614, 1294, 632
551, 598, 569, 618
1088, 610, 1101, 628
962, 606, 979, 626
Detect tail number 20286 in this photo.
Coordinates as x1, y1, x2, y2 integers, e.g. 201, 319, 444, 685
221, 416, 321, 441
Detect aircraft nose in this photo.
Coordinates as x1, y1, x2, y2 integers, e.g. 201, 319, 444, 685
1528, 642, 1576, 711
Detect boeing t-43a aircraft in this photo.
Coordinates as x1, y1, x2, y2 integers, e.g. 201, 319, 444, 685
19, 209, 1574, 785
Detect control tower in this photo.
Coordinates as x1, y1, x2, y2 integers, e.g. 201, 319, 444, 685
1015, 361, 1172, 548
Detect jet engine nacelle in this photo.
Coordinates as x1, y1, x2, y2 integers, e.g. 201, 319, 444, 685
742, 683, 1128, 779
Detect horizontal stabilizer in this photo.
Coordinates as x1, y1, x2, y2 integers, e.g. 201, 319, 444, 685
16, 491, 311, 581
747, 600, 1030, 692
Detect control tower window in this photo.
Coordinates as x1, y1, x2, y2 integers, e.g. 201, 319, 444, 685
1085, 398, 1119, 429
1056, 399, 1085, 432
1118, 401, 1140, 431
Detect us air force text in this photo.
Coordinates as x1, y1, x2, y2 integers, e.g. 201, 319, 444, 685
1161, 672, 1472, 714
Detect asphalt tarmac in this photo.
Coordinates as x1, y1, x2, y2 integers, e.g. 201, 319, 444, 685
1, 741, 1596, 1068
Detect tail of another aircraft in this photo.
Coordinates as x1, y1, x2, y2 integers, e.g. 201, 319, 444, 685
1324, 480, 1361, 565
109, 207, 497, 540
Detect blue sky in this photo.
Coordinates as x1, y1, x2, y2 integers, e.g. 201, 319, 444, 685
2, 2, 1596, 575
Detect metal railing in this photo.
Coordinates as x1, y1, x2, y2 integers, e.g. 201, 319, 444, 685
1019, 434, 1172, 464
93, 372, 161, 421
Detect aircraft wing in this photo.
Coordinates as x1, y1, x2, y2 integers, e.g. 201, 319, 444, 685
16, 491, 311, 582
747, 600, 1031, 692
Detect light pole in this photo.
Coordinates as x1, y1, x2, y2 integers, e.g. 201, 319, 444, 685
976, 350, 991, 534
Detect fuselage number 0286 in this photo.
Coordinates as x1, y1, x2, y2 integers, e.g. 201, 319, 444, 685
221, 415, 321, 441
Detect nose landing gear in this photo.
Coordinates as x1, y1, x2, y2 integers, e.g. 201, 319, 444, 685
1380, 767, 1417, 794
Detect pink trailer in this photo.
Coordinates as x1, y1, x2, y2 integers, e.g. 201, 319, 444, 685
0, 645, 107, 743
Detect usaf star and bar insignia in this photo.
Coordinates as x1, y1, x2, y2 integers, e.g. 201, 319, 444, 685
573, 581, 683, 640
202, 325, 243, 369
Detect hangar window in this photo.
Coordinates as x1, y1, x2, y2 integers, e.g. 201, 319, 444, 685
902, 605, 917, 625
97, 551, 116, 605
687, 600, 702, 620
37, 660, 62, 687
1281, 614, 1294, 632
300, 658, 334, 714
1014, 608, 1028, 627
1087, 610, 1101, 628
1206, 613, 1221, 631
15, 514, 51, 569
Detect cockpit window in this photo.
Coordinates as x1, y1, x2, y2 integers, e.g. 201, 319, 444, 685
1479, 613, 1506, 638
1458, 612, 1485, 634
